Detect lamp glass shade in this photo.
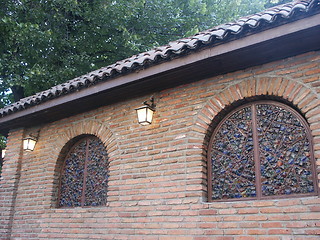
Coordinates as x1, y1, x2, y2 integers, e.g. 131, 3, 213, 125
136, 106, 154, 125
1, 149, 5, 158
23, 137, 37, 151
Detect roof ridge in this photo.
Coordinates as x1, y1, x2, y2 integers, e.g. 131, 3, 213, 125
1, 0, 318, 117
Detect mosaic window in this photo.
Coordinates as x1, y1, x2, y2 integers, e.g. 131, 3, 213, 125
59, 136, 109, 207
208, 101, 317, 201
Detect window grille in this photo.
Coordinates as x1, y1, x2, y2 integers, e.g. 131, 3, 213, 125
59, 136, 109, 207
208, 101, 318, 201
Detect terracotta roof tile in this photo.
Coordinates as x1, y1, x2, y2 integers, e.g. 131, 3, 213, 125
0, 0, 318, 117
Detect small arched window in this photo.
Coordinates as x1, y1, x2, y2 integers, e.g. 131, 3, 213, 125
208, 101, 318, 201
58, 136, 109, 207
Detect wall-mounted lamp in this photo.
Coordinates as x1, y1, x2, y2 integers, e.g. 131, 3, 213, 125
135, 97, 156, 125
23, 136, 37, 151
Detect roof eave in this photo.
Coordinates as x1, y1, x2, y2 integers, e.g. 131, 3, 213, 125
0, 13, 320, 135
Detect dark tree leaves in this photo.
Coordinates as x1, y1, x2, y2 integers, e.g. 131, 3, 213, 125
0, 0, 291, 103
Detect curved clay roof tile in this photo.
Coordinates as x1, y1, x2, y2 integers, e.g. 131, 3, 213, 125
245, 19, 259, 27
0, 0, 317, 118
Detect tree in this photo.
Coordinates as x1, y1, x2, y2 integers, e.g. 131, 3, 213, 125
0, 0, 290, 105
0, 0, 291, 173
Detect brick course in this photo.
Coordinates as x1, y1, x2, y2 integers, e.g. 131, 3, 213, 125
0, 51, 320, 239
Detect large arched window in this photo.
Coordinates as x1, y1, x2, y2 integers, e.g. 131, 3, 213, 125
58, 136, 109, 207
208, 101, 318, 201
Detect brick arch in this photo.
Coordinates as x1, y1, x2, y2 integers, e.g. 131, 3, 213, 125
193, 77, 320, 198
47, 119, 119, 207
53, 120, 119, 160
196, 77, 319, 141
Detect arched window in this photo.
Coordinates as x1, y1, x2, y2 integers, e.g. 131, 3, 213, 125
58, 136, 109, 207
208, 101, 318, 201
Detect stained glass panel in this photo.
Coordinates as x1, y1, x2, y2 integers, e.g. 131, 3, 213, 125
209, 101, 316, 201
84, 138, 109, 206
59, 136, 109, 207
59, 139, 86, 207
211, 106, 256, 200
256, 104, 315, 196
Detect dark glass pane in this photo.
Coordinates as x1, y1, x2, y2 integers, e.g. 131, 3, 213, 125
59, 139, 86, 207
256, 104, 314, 196
84, 138, 109, 206
211, 106, 256, 200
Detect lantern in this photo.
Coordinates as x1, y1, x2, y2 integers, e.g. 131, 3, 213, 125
135, 97, 156, 125
23, 136, 37, 151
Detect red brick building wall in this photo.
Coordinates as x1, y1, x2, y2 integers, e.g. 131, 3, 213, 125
1, 51, 319, 239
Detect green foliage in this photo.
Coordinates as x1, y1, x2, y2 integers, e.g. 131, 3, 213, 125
0, 0, 291, 103
0, 136, 6, 149
0, 0, 292, 165
264, 0, 292, 8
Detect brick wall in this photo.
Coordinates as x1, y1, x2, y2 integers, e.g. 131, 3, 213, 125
0, 51, 319, 239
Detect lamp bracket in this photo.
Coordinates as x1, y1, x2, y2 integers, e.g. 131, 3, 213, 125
25, 128, 40, 140
143, 96, 156, 110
